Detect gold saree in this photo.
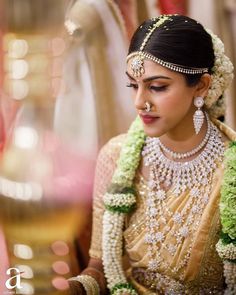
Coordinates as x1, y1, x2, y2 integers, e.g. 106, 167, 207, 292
89, 120, 236, 294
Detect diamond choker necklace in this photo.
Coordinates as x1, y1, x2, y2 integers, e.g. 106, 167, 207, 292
158, 113, 211, 160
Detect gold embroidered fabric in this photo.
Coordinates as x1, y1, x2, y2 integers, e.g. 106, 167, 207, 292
124, 174, 224, 294
89, 120, 236, 294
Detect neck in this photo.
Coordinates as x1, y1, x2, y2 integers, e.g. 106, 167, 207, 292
159, 112, 208, 154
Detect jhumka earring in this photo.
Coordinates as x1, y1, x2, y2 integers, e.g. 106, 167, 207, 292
145, 101, 152, 112
193, 96, 205, 134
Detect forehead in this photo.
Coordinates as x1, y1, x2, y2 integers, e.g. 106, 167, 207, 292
126, 58, 179, 80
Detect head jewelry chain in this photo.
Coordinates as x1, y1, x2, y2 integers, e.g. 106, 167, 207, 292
127, 16, 208, 77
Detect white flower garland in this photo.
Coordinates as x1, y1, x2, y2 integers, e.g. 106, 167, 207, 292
205, 29, 234, 117
102, 117, 144, 294
102, 211, 126, 289
216, 239, 236, 260
223, 261, 236, 295
112, 117, 145, 187
104, 193, 136, 209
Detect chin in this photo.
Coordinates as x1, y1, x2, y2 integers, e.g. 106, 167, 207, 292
143, 125, 164, 138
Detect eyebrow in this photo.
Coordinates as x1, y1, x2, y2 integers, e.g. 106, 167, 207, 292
126, 71, 171, 82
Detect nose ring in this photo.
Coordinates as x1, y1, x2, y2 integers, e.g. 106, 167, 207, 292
145, 101, 152, 112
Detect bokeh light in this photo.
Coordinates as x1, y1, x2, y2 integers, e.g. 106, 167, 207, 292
10, 59, 29, 79
8, 39, 29, 58
52, 260, 70, 275
10, 80, 29, 100
14, 244, 34, 260
52, 276, 69, 291
18, 282, 35, 295
51, 241, 69, 256
13, 126, 39, 149
15, 264, 34, 279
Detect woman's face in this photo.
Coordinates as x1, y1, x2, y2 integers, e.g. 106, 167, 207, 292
126, 59, 201, 138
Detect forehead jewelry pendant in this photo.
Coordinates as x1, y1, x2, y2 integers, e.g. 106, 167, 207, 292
130, 54, 145, 78
145, 101, 151, 112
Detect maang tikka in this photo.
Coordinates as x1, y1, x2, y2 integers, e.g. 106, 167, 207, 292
129, 15, 170, 78
193, 96, 205, 134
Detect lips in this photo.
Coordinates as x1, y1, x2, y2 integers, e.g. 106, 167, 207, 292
140, 114, 159, 124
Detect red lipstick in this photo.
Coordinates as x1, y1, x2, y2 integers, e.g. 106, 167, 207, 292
140, 114, 159, 124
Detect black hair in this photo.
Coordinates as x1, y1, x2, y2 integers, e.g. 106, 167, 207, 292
128, 15, 215, 86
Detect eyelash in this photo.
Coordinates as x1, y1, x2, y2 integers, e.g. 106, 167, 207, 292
126, 83, 167, 92
126, 83, 138, 89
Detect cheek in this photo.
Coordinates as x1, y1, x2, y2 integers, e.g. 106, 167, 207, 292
157, 89, 193, 116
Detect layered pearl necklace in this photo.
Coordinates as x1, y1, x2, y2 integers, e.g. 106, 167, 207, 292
141, 120, 225, 277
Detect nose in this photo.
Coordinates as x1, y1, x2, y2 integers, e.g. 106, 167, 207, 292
134, 87, 146, 111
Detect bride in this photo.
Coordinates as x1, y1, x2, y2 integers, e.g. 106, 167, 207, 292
69, 15, 236, 295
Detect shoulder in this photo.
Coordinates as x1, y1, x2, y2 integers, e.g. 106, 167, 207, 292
213, 119, 236, 142
97, 133, 127, 164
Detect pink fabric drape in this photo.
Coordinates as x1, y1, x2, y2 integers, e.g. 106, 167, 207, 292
0, 13, 4, 152
0, 5, 9, 293
0, 110, 5, 152
157, 0, 188, 15
117, 0, 138, 40
0, 227, 9, 295
0, 93, 21, 151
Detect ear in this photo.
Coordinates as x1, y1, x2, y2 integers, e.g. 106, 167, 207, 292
194, 74, 212, 98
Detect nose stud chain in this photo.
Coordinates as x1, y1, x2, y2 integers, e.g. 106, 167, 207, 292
145, 101, 152, 112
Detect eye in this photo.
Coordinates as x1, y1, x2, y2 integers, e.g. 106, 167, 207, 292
150, 85, 168, 92
126, 83, 138, 90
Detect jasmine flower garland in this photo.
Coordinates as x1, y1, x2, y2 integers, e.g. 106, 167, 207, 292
216, 141, 236, 295
216, 239, 236, 260
104, 191, 136, 213
205, 29, 234, 118
102, 211, 127, 290
220, 142, 236, 239
111, 283, 138, 295
112, 116, 146, 187
102, 117, 145, 294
